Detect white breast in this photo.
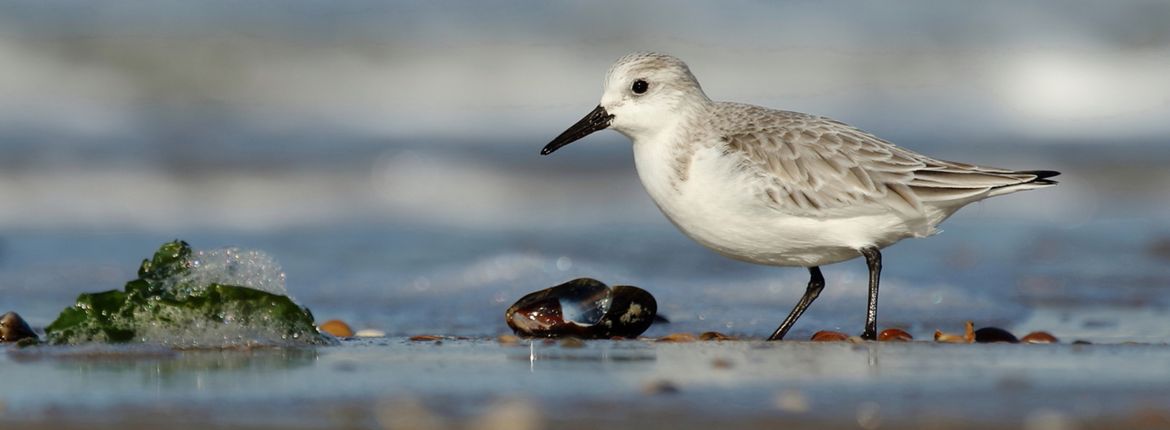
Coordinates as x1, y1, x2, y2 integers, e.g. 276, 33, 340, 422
632, 134, 927, 267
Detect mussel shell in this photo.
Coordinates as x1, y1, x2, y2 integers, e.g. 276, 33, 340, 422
1, 311, 38, 343
505, 278, 657, 339
973, 327, 1019, 343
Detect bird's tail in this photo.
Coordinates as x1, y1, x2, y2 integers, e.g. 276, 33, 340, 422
986, 170, 1060, 197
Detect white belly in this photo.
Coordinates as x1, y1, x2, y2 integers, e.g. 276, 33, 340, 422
633, 143, 923, 267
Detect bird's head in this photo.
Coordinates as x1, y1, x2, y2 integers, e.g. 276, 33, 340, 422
542, 52, 709, 155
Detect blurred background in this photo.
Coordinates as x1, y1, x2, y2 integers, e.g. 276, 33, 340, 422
1, 0, 1168, 340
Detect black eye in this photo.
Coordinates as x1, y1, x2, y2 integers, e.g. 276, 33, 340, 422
631, 79, 648, 94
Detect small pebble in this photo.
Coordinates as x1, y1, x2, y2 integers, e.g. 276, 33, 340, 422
878, 328, 912, 342
699, 331, 735, 341
317, 319, 354, 337
811, 330, 848, 342
1021, 331, 1059, 344
1072, 340, 1092, 345
1, 311, 37, 343
559, 337, 586, 348
974, 327, 1019, 343
711, 357, 734, 369
656, 332, 697, 342
409, 335, 443, 342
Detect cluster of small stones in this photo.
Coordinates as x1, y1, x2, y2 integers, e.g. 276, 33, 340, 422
810, 321, 1060, 344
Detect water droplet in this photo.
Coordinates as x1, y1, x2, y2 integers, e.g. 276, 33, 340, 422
555, 256, 572, 271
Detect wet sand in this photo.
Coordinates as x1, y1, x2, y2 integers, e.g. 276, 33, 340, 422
4, 338, 1170, 429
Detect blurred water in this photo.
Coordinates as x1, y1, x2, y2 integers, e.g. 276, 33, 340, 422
1, 3, 1169, 427
5, 340, 1170, 428
0, 1, 1168, 344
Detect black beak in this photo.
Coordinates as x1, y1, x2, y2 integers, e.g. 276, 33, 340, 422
541, 105, 613, 155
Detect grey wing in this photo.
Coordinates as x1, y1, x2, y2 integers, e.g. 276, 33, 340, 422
719, 109, 1057, 216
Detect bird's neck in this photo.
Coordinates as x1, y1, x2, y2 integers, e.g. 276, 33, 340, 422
629, 102, 708, 202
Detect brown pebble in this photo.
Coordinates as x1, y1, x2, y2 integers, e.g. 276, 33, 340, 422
878, 328, 913, 342
810, 330, 848, 342
656, 333, 697, 343
559, 337, 586, 348
699, 331, 736, 341
1021, 331, 1059, 344
497, 334, 521, 345
642, 380, 680, 395
1, 311, 38, 343
318, 319, 354, 338
408, 335, 443, 342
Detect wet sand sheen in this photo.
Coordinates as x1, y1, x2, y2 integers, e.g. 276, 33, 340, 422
4, 339, 1170, 429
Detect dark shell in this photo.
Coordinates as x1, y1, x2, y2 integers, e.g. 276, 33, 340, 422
1, 311, 38, 343
974, 327, 1019, 343
505, 278, 657, 339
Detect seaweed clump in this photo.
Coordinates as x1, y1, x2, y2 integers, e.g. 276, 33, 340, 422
44, 240, 331, 347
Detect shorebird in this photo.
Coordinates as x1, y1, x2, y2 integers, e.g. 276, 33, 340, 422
541, 52, 1059, 340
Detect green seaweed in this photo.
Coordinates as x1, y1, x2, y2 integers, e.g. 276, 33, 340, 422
44, 240, 329, 346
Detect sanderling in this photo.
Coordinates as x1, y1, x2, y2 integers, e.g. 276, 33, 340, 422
541, 52, 1060, 341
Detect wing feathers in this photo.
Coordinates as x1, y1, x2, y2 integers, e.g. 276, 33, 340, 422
712, 104, 1059, 216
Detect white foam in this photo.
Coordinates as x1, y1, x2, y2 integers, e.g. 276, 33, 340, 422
121, 246, 316, 348
167, 247, 288, 297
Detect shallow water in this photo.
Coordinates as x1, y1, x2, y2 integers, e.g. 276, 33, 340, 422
2, 190, 1169, 426
4, 339, 1170, 429
3, 208, 1168, 343
1, 2, 1169, 427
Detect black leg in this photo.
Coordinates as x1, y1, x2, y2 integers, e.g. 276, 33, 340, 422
767, 267, 825, 341
859, 247, 882, 340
